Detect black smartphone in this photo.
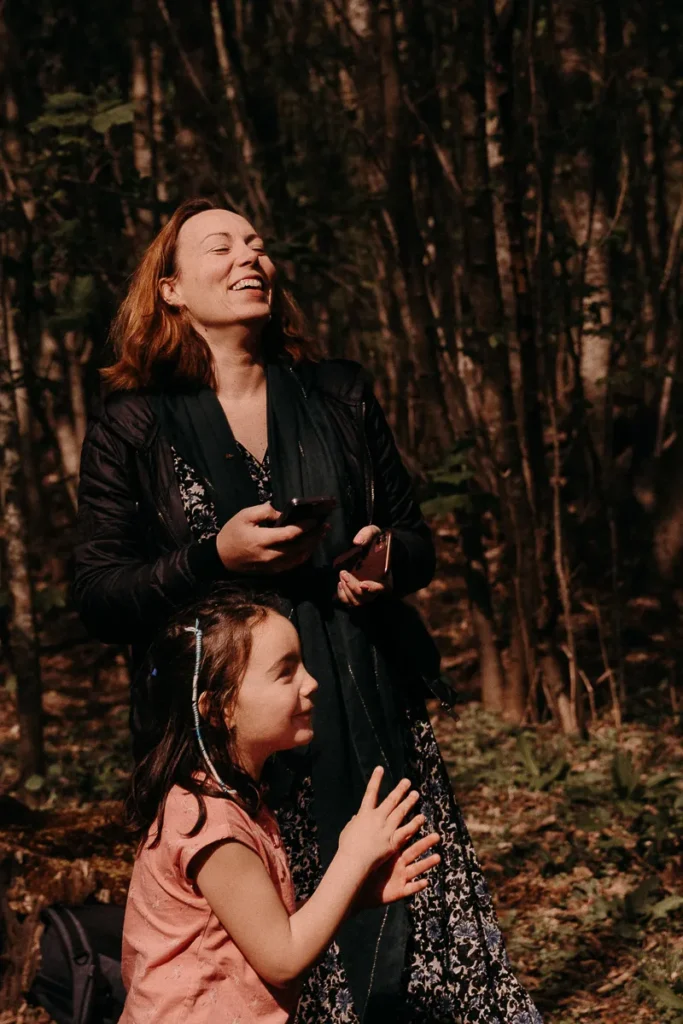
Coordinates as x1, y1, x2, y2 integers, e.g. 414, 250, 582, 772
271, 496, 338, 528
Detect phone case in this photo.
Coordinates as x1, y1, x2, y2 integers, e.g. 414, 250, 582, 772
333, 531, 392, 582
274, 496, 337, 527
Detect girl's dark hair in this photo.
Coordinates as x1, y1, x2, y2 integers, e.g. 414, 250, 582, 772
126, 588, 285, 847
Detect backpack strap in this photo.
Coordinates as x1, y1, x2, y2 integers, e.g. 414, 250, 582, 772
42, 905, 99, 1024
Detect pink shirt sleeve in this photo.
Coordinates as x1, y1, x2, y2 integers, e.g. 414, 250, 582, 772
162, 790, 265, 884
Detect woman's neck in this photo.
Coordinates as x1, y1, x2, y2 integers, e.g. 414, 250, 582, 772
201, 325, 266, 400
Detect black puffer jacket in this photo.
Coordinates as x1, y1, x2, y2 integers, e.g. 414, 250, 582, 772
74, 359, 436, 653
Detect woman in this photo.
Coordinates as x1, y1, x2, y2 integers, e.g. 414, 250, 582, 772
75, 198, 542, 1024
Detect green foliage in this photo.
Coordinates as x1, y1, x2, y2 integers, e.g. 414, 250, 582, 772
611, 749, 640, 800
29, 90, 132, 142
639, 979, 683, 1012
516, 733, 570, 791
34, 583, 69, 614
421, 439, 496, 519
91, 101, 134, 134
24, 773, 45, 793
49, 276, 98, 331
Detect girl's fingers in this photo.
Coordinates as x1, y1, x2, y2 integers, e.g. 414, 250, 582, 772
378, 778, 413, 816
359, 766, 385, 811
387, 789, 420, 827
400, 833, 440, 863
392, 813, 426, 848
405, 852, 441, 880
403, 878, 430, 896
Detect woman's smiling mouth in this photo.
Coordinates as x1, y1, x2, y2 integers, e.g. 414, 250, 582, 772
229, 276, 266, 292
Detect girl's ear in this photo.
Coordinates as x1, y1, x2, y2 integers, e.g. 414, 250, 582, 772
197, 691, 210, 719
197, 691, 232, 730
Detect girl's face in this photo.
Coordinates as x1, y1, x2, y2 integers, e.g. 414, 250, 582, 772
161, 208, 276, 331
228, 612, 318, 774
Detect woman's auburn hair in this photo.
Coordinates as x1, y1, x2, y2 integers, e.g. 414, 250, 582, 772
102, 197, 319, 391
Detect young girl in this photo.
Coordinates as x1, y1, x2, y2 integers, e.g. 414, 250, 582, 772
120, 590, 440, 1024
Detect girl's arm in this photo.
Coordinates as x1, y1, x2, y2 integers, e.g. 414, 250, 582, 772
195, 769, 439, 988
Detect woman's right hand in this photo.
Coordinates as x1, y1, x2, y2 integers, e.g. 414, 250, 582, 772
337, 766, 425, 874
215, 502, 328, 574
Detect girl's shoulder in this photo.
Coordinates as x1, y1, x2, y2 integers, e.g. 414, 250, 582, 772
149, 786, 274, 880
162, 783, 256, 831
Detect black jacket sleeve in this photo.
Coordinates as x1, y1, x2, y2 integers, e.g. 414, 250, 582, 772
73, 418, 224, 645
363, 387, 436, 597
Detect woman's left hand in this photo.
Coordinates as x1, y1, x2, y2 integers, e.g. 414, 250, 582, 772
336, 525, 392, 607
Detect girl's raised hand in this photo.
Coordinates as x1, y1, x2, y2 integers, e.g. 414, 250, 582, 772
337, 766, 425, 873
359, 832, 440, 907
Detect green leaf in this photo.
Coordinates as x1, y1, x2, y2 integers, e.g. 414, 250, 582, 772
422, 494, 472, 517
624, 876, 659, 919
648, 895, 683, 920
532, 757, 570, 791
612, 749, 639, 799
34, 584, 68, 613
640, 980, 683, 1011
4, 673, 17, 695
45, 91, 89, 111
644, 770, 680, 788
516, 734, 541, 778
24, 774, 45, 792
92, 102, 134, 134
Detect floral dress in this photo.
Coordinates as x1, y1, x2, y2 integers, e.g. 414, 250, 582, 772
171, 445, 543, 1024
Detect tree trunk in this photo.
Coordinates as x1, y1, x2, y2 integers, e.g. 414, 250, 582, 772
374, 0, 455, 463
40, 330, 81, 511
210, 0, 272, 230
454, 0, 540, 722
0, 232, 43, 779
131, 0, 154, 231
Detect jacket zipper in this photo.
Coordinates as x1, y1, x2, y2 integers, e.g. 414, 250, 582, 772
360, 399, 375, 524
290, 363, 375, 523
139, 446, 183, 548
156, 507, 179, 545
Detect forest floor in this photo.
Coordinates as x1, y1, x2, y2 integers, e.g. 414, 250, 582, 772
0, 519, 682, 1023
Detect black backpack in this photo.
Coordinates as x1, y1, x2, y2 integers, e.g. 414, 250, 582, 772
28, 903, 126, 1024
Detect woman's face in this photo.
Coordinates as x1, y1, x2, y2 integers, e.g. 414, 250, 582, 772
161, 208, 276, 331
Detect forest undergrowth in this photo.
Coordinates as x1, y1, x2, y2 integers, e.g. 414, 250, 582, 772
0, 520, 682, 1024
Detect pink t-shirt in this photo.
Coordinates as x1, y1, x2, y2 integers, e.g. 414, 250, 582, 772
120, 786, 298, 1024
